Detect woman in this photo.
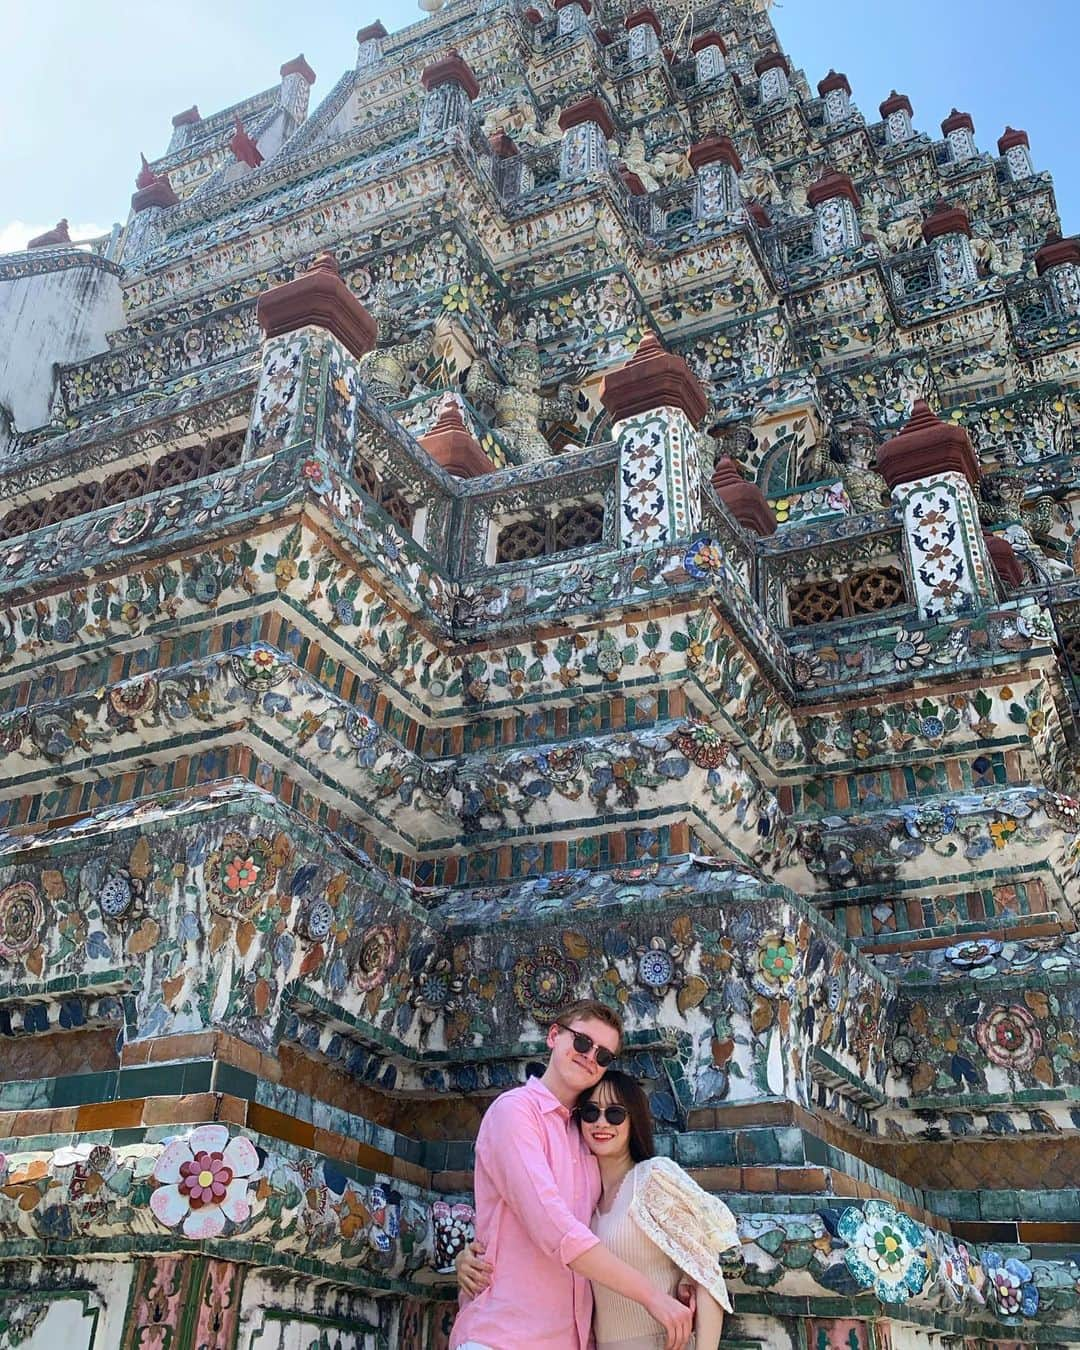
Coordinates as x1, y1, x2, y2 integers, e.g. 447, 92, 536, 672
459, 1069, 737, 1350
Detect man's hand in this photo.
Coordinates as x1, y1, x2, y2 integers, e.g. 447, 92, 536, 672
645, 1288, 694, 1350
455, 1240, 494, 1298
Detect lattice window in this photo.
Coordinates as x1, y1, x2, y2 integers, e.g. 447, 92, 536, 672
379, 486, 414, 531
0, 501, 47, 541
788, 578, 843, 626
1061, 628, 1080, 684
353, 460, 381, 498
0, 429, 248, 542
554, 502, 604, 551
784, 227, 816, 266
100, 466, 150, 505
43, 482, 99, 524
789, 565, 908, 627
349, 456, 414, 531
494, 499, 605, 565
149, 443, 205, 490
204, 432, 244, 472
848, 565, 906, 615
893, 258, 937, 299
495, 515, 547, 563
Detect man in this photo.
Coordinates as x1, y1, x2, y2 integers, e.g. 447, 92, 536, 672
449, 998, 694, 1350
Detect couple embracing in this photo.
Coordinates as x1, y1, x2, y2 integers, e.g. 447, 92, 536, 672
450, 999, 737, 1350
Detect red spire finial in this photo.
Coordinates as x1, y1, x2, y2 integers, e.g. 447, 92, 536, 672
136, 154, 156, 190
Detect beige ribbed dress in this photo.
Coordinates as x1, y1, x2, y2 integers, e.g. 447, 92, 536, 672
591, 1164, 696, 1350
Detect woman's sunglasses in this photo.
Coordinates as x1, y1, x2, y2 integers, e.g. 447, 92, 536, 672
555, 1022, 616, 1068
577, 1103, 628, 1126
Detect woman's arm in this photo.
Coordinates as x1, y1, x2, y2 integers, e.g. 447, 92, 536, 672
692, 1283, 725, 1350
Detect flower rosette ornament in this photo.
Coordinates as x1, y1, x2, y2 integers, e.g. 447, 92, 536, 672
0, 881, 46, 963
353, 924, 398, 994
230, 645, 289, 693
982, 1251, 1039, 1319
207, 830, 279, 919
750, 930, 799, 999
974, 1003, 1042, 1073
150, 1125, 260, 1240
513, 945, 580, 1019
683, 536, 726, 582
672, 719, 730, 770
837, 1200, 928, 1303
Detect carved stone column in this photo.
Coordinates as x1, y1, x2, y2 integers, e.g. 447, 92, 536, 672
419, 50, 481, 136
877, 400, 995, 618
600, 333, 708, 548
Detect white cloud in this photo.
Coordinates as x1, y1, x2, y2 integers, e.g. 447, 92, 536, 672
0, 220, 110, 255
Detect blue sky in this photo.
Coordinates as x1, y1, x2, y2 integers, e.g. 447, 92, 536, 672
2, 2, 1075, 251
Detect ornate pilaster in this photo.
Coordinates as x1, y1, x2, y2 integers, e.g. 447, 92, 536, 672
999, 125, 1034, 180
125, 157, 180, 260
250, 252, 378, 466
356, 20, 388, 68
278, 55, 316, 124
553, 0, 590, 36
923, 202, 977, 289
625, 7, 661, 60
710, 455, 776, 536
877, 400, 995, 618
880, 90, 913, 143
691, 30, 726, 82
600, 333, 708, 547
942, 107, 977, 162
1035, 233, 1080, 316
688, 133, 742, 220
558, 96, 614, 180
818, 70, 852, 123
419, 50, 480, 136
755, 51, 790, 103
808, 170, 861, 255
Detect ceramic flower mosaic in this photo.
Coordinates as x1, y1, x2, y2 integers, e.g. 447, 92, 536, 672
150, 1125, 260, 1239
837, 1203, 929, 1304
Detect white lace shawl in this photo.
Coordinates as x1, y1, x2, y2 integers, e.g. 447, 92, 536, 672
627, 1156, 738, 1312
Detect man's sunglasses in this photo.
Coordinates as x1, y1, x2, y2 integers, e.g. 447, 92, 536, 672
555, 1022, 617, 1068
576, 1102, 628, 1126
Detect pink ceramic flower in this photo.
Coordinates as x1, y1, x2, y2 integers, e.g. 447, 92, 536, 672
150, 1125, 259, 1239
974, 1004, 1042, 1072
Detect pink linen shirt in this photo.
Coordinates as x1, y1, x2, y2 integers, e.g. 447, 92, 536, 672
449, 1075, 601, 1350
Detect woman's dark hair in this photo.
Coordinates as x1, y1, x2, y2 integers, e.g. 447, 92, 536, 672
577, 1069, 655, 1163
